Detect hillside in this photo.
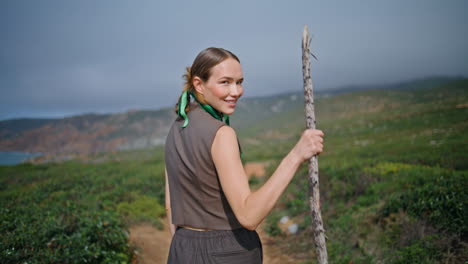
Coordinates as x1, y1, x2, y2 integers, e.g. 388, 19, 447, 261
1, 77, 466, 263
0, 109, 174, 161
1, 77, 461, 163
242, 78, 467, 263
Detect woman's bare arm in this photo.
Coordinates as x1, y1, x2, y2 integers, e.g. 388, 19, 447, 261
212, 126, 323, 231
165, 168, 176, 236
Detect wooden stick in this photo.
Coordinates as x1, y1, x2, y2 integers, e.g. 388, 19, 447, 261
302, 25, 328, 264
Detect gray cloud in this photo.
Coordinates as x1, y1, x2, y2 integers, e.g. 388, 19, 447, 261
1, 0, 467, 120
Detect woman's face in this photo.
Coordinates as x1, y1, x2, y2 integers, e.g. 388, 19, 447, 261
194, 58, 244, 115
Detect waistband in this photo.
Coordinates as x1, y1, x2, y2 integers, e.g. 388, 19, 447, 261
176, 226, 254, 238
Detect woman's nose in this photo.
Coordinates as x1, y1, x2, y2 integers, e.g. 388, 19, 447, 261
229, 84, 242, 97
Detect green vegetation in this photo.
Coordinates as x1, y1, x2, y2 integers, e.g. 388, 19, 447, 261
0, 78, 466, 263
255, 79, 467, 263
0, 148, 166, 263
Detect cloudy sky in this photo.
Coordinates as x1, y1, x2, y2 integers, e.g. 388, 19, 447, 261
1, 0, 467, 121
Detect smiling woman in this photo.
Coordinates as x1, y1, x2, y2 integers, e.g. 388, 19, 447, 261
173, 47, 243, 128
192, 57, 244, 116
164, 47, 324, 263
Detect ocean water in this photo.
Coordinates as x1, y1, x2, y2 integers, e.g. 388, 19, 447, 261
0, 151, 42, 165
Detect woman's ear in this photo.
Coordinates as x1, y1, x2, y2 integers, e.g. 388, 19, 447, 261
193, 76, 204, 95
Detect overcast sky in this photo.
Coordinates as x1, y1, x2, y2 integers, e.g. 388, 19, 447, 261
1, 0, 467, 121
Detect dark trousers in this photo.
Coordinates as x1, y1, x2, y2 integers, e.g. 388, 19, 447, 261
167, 227, 263, 264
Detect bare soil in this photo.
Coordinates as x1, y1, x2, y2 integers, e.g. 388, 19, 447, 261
129, 219, 172, 264
244, 161, 270, 178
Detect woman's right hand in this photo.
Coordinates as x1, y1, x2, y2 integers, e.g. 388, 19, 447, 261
291, 129, 324, 162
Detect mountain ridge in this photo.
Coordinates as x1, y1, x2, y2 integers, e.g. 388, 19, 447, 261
0, 76, 464, 161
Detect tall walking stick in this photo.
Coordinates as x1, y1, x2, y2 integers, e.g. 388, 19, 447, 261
302, 25, 328, 264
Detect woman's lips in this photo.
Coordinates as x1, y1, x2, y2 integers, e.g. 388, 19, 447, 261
225, 99, 237, 107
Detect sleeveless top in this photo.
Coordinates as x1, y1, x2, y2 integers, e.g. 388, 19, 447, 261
164, 102, 242, 230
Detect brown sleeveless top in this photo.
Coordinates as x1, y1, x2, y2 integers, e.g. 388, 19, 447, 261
164, 103, 242, 230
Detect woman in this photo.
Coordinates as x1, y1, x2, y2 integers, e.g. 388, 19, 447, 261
164, 47, 324, 263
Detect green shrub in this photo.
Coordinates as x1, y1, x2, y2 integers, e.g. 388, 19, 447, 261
375, 163, 467, 234
0, 206, 130, 264
117, 195, 165, 228
390, 235, 441, 264
0, 157, 167, 263
264, 212, 283, 237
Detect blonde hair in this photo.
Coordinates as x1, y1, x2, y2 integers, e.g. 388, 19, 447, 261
175, 47, 240, 114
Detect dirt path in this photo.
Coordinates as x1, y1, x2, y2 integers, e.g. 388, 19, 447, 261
257, 223, 299, 264
129, 219, 172, 264
129, 162, 298, 263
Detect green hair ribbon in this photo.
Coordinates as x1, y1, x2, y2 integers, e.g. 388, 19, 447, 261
178, 91, 230, 128
178, 91, 190, 128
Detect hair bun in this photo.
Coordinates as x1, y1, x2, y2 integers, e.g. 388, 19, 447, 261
183, 66, 192, 89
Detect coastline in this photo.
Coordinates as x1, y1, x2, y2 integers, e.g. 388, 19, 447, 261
0, 151, 43, 166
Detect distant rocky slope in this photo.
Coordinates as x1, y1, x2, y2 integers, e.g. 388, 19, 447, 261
0, 108, 175, 159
